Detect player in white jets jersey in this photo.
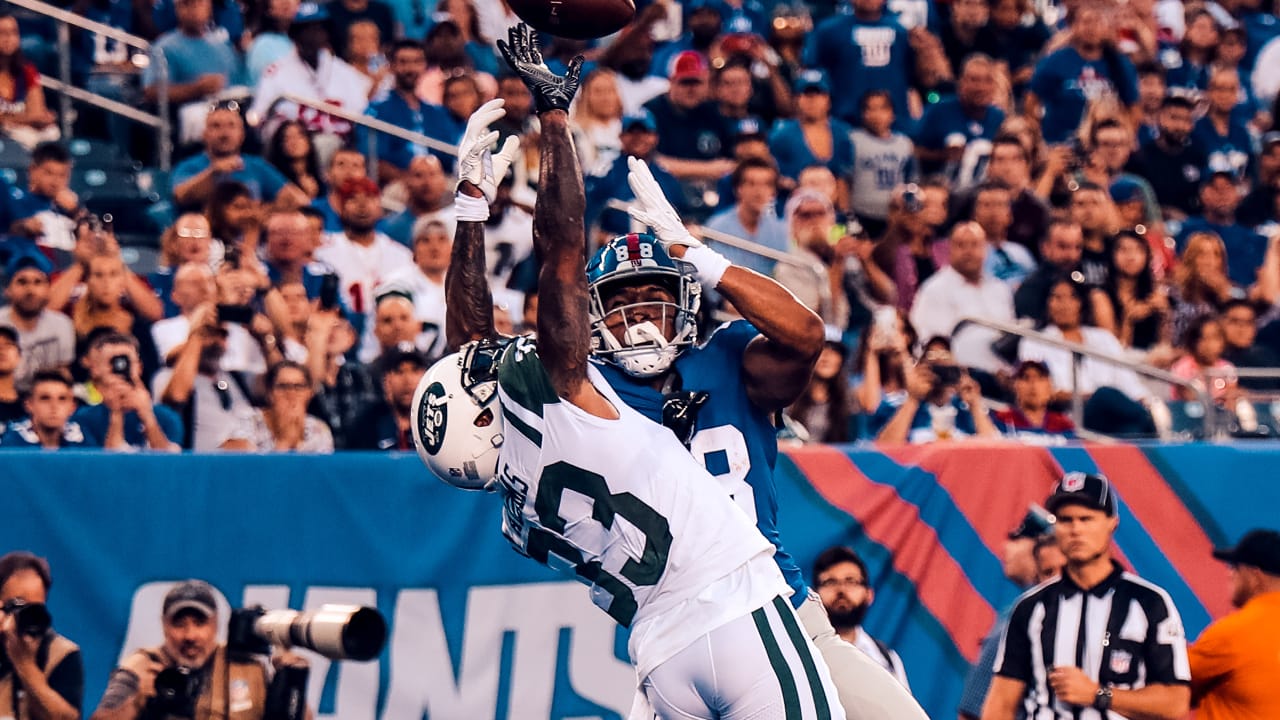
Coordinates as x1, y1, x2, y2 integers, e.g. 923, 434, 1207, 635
411, 24, 845, 720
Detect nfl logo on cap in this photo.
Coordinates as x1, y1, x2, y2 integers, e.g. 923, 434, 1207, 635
1062, 472, 1087, 492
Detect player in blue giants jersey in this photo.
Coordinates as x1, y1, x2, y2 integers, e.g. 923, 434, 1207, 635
588, 158, 929, 720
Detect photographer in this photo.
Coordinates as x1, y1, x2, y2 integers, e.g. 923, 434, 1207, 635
873, 342, 1000, 443
71, 331, 182, 452
91, 581, 308, 720
0, 551, 82, 720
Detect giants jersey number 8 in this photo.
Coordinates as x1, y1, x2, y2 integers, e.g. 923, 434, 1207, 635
689, 425, 756, 522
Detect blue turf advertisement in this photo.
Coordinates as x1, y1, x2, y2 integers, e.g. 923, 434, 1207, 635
1, 444, 1275, 719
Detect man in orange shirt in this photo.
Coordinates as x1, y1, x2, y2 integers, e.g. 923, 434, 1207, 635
1189, 528, 1280, 720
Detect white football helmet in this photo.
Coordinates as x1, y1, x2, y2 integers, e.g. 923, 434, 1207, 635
410, 341, 505, 491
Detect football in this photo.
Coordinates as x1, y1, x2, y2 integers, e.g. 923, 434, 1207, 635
506, 0, 636, 40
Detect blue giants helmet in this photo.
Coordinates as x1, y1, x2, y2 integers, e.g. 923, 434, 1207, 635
586, 233, 701, 377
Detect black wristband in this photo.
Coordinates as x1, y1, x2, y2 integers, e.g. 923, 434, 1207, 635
1093, 685, 1113, 711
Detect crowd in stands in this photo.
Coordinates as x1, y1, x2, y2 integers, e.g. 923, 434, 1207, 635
3, 0, 1280, 450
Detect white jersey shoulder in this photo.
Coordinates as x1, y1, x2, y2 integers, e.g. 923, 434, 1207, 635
491, 336, 782, 676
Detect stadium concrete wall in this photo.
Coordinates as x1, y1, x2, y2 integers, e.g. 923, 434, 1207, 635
2, 444, 1273, 719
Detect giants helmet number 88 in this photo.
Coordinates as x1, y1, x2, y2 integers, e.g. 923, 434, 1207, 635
410, 341, 506, 491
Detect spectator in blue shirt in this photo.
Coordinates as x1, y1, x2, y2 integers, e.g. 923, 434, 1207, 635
804, 0, 916, 129
768, 69, 854, 190
361, 40, 443, 184
689, 0, 770, 37
872, 345, 1001, 442
6, 141, 80, 241
1163, 8, 1219, 92
0, 370, 99, 448
151, 0, 245, 47
379, 155, 454, 248
171, 103, 309, 212
142, 0, 242, 107
585, 109, 687, 238
915, 54, 1005, 179
704, 156, 790, 275
1026, 1, 1139, 145
71, 331, 182, 451
1178, 172, 1269, 287
310, 148, 368, 232
1193, 68, 1256, 180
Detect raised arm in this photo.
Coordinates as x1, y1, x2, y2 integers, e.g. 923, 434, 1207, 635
625, 157, 825, 412
498, 24, 596, 403
444, 99, 521, 350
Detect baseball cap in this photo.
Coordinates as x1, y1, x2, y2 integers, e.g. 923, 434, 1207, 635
1013, 359, 1051, 379
5, 250, 54, 285
1045, 471, 1117, 517
338, 176, 381, 201
1201, 168, 1240, 188
1161, 87, 1198, 109
0, 325, 18, 346
1212, 529, 1280, 575
1109, 177, 1144, 204
379, 341, 429, 374
732, 116, 767, 142
1262, 131, 1280, 149
1008, 504, 1055, 540
294, 1, 329, 23
669, 51, 709, 81
794, 69, 830, 94
163, 580, 218, 621
621, 109, 657, 133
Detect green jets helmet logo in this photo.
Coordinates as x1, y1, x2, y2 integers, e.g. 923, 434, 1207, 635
418, 382, 448, 455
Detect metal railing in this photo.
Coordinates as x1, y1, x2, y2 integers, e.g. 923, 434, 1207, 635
958, 317, 1219, 436
4, 0, 171, 171
279, 93, 458, 181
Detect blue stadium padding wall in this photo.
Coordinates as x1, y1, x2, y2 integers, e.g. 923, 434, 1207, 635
2, 444, 1277, 720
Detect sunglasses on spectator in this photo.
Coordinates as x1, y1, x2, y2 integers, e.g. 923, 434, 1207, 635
176, 227, 210, 239
208, 99, 241, 114
794, 207, 830, 219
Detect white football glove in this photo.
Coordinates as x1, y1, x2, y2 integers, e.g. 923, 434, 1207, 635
457, 98, 521, 203
626, 156, 702, 250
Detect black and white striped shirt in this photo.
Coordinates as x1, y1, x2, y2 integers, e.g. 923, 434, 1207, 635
993, 561, 1191, 719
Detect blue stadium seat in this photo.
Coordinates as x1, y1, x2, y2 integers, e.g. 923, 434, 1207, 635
67, 138, 140, 171
0, 138, 32, 169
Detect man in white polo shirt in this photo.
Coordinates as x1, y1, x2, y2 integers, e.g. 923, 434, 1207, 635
909, 221, 1015, 372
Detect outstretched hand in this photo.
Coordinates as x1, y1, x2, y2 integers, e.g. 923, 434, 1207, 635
497, 23, 584, 113
457, 98, 521, 203
626, 156, 701, 251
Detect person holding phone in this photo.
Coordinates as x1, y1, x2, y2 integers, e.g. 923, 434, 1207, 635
71, 331, 182, 452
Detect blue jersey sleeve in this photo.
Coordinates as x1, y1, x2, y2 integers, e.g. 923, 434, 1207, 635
248, 156, 289, 201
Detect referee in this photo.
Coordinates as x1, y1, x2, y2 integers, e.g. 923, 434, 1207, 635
981, 472, 1191, 720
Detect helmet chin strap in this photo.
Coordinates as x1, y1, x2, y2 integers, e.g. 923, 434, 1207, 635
624, 321, 670, 349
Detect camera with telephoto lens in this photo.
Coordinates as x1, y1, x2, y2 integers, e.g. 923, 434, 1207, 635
2, 599, 52, 638
226, 605, 387, 661
149, 665, 201, 718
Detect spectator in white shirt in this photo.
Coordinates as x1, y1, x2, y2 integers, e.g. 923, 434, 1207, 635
379, 217, 450, 357
909, 221, 1015, 372
313, 176, 412, 361
1018, 274, 1159, 436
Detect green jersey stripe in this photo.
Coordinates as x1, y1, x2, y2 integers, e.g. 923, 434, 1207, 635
773, 595, 832, 720
752, 604, 802, 720
502, 405, 543, 446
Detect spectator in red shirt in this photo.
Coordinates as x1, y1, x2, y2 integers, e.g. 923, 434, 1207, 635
0, 13, 57, 150
995, 360, 1076, 438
